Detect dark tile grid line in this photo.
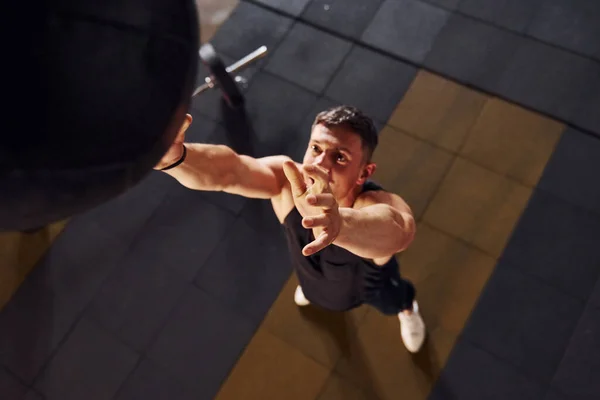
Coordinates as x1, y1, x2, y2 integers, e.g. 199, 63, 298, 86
390, 125, 600, 305
237, 0, 388, 126
542, 307, 599, 400
0, 200, 173, 396
425, 160, 600, 399
0, 177, 260, 399
105, 213, 240, 400
108, 285, 260, 400
30, 195, 264, 400
388, 105, 599, 396
241, 0, 600, 143
197, 1, 379, 134
426, 249, 591, 400
419, 130, 600, 398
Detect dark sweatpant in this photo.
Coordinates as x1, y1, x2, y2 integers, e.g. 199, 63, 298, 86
362, 259, 416, 315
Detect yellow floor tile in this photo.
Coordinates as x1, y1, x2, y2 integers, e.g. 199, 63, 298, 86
0, 221, 67, 310
401, 223, 496, 334
262, 274, 369, 369
423, 157, 532, 258
333, 312, 458, 400
388, 70, 488, 153
316, 373, 377, 400
371, 126, 455, 220
215, 326, 331, 400
460, 98, 564, 187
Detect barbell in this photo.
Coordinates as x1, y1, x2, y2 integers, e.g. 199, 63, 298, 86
193, 43, 268, 108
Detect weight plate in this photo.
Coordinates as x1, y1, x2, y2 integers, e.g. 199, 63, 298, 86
199, 43, 244, 108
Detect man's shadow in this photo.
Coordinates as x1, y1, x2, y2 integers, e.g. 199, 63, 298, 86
299, 305, 444, 399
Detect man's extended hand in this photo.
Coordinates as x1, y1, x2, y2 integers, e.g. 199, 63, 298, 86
154, 114, 193, 170
282, 161, 341, 256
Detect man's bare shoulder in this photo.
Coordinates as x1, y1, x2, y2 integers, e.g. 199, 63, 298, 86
259, 156, 296, 223
354, 189, 412, 215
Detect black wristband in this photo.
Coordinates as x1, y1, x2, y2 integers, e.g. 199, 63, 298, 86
160, 145, 187, 171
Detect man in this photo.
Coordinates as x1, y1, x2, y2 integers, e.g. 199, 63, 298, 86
155, 106, 426, 353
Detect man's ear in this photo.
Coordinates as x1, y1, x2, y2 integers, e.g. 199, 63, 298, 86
357, 162, 376, 184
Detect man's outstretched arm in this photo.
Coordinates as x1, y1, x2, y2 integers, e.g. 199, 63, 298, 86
155, 114, 289, 199
332, 191, 416, 260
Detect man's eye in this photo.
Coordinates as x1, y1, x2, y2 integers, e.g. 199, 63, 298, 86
311, 145, 321, 153
337, 154, 346, 162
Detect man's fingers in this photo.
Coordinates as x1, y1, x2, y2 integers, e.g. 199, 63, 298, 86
302, 214, 330, 229
303, 164, 329, 188
174, 114, 193, 144
283, 161, 307, 197
306, 193, 337, 210
302, 231, 332, 256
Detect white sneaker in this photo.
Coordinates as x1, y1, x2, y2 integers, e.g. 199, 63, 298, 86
294, 285, 310, 307
398, 300, 426, 353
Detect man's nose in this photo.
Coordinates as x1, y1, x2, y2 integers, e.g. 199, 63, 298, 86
315, 153, 331, 172
314, 156, 332, 176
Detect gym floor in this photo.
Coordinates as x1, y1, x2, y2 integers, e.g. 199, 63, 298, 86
2, 0, 600, 399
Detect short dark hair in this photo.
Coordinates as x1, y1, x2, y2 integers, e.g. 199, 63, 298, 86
311, 105, 378, 162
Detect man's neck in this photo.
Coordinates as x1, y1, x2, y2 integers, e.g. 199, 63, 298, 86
337, 184, 364, 208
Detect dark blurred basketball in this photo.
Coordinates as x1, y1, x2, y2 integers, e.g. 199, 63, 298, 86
0, 0, 200, 231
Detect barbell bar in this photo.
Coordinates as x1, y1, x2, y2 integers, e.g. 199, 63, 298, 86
192, 44, 268, 108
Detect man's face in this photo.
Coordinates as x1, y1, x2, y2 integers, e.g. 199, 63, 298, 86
302, 124, 375, 202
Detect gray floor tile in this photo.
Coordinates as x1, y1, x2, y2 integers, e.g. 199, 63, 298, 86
114, 359, 190, 400
301, 0, 384, 39
501, 189, 600, 301
325, 46, 417, 123
494, 38, 598, 122
462, 265, 584, 383
458, 0, 545, 33
87, 257, 188, 352
253, 0, 311, 16
361, 0, 450, 63
0, 223, 128, 384
0, 367, 27, 399
430, 338, 546, 400
120, 189, 238, 282
242, 72, 319, 157
527, 0, 600, 61
147, 286, 257, 399
423, 0, 460, 10
544, 391, 568, 400
34, 317, 138, 400
195, 203, 290, 323
551, 305, 600, 400
589, 278, 600, 310
0, 280, 78, 385
538, 128, 600, 215
573, 63, 600, 137
264, 23, 352, 94
24, 390, 44, 400
424, 13, 521, 92
210, 2, 293, 63
68, 170, 176, 247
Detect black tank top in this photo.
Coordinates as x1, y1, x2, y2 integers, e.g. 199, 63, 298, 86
282, 181, 398, 311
